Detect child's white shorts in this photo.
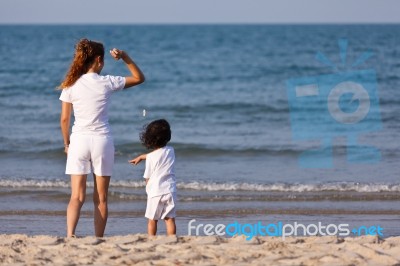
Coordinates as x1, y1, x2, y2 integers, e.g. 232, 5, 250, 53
65, 133, 114, 176
145, 192, 177, 220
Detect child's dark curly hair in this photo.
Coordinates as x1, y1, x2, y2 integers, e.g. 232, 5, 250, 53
140, 119, 171, 149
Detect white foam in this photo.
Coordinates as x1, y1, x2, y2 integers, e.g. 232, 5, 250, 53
1, 178, 399, 193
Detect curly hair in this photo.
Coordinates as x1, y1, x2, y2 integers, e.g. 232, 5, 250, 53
59, 38, 104, 89
140, 119, 171, 149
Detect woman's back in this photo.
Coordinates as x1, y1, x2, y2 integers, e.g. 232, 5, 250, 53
60, 73, 125, 135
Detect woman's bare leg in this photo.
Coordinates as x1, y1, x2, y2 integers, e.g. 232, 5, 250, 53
164, 217, 176, 235
148, 219, 158, 235
67, 175, 87, 237
93, 174, 110, 237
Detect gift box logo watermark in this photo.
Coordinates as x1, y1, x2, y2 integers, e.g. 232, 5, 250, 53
286, 39, 382, 168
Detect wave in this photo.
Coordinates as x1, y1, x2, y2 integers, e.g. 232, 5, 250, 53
2, 178, 400, 193
0, 142, 303, 157
1, 141, 392, 158
176, 181, 400, 193
116, 143, 302, 157
107, 192, 400, 202
151, 102, 289, 115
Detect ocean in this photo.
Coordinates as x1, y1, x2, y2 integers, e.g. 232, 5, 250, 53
0, 24, 400, 237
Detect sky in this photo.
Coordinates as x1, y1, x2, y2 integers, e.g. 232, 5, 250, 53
0, 0, 399, 24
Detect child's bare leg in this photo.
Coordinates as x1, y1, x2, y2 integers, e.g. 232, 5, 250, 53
164, 217, 176, 235
148, 219, 158, 235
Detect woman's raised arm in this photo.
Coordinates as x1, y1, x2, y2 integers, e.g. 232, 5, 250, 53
110, 48, 145, 89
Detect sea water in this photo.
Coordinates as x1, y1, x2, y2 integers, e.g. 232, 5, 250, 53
1, 25, 400, 237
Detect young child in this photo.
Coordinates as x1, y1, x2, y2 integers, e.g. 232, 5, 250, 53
130, 119, 177, 236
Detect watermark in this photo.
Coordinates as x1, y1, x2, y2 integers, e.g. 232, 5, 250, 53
286, 39, 381, 168
188, 219, 384, 240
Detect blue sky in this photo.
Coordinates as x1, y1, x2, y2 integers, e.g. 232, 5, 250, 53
0, 0, 399, 24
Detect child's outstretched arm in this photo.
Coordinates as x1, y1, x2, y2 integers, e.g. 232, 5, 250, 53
129, 154, 147, 165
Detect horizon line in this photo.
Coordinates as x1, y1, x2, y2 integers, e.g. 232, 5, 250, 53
1, 22, 400, 26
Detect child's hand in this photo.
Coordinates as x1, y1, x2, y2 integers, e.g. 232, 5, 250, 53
129, 154, 147, 165
129, 156, 142, 165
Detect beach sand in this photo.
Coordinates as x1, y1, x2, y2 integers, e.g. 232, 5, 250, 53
1, 234, 400, 265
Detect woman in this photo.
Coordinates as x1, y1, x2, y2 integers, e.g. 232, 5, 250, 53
59, 38, 145, 237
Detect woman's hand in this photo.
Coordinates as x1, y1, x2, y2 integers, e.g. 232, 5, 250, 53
109, 48, 124, 60
64, 146, 69, 154
129, 154, 147, 165
109, 48, 145, 88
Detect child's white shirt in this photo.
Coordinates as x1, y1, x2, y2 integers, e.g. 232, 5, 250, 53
144, 146, 177, 198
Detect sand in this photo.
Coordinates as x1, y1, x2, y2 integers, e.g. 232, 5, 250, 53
1, 234, 400, 265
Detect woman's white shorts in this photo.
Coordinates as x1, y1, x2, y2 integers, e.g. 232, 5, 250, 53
145, 193, 177, 220
65, 134, 114, 176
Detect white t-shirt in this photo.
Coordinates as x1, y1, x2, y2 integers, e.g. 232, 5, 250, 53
144, 146, 177, 198
59, 73, 126, 136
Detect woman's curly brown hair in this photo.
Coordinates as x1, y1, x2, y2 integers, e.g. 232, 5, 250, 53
140, 119, 171, 149
59, 38, 104, 89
